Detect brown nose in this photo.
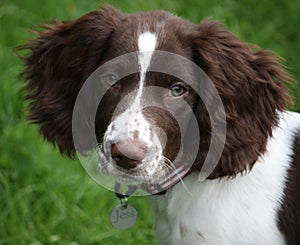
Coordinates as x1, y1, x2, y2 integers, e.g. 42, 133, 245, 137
111, 141, 146, 169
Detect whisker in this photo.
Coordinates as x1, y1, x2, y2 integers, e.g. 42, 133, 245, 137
91, 142, 191, 195
141, 168, 152, 183
159, 156, 192, 195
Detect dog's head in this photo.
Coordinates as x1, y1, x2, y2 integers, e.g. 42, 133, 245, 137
20, 7, 292, 186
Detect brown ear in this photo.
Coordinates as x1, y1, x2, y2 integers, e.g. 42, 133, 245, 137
190, 19, 293, 178
19, 7, 122, 157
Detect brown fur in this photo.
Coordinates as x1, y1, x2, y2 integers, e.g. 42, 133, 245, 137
278, 129, 300, 244
19, 7, 293, 177
189, 20, 293, 178
19, 7, 123, 157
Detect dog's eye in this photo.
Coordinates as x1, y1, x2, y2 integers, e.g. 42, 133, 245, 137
169, 84, 186, 97
101, 73, 119, 86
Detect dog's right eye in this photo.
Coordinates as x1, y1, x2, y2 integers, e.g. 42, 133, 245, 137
101, 73, 119, 86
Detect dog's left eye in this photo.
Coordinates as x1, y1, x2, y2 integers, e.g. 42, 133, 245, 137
169, 84, 186, 97
101, 73, 119, 86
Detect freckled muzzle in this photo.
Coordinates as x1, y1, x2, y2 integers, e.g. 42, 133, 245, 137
101, 102, 165, 181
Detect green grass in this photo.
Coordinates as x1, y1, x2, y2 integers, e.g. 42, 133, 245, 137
1, 0, 300, 244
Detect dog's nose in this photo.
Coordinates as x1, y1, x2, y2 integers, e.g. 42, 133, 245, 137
111, 141, 146, 169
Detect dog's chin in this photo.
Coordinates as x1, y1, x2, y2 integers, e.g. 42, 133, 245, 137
115, 174, 145, 185
99, 160, 166, 186
100, 166, 154, 186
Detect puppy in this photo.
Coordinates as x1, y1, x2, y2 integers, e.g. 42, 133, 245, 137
20, 7, 300, 245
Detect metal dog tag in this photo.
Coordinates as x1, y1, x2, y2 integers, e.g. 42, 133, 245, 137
110, 203, 138, 230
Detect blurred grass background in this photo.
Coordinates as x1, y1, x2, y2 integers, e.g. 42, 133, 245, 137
0, 0, 299, 244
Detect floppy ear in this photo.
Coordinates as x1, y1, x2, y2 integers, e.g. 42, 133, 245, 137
19, 7, 122, 157
190, 19, 293, 178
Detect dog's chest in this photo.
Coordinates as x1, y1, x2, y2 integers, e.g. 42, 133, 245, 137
152, 173, 286, 245
151, 112, 300, 245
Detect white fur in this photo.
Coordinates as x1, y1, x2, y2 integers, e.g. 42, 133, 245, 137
152, 111, 300, 245
135, 31, 157, 106
100, 32, 164, 183
138, 32, 157, 68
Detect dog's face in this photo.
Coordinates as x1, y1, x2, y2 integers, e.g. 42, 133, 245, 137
20, 7, 292, 185
96, 71, 198, 184
93, 16, 199, 184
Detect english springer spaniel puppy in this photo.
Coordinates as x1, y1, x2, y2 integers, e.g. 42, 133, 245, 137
20, 6, 300, 245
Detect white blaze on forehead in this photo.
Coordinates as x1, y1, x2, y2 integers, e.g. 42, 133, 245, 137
133, 32, 157, 108
138, 32, 157, 52
138, 32, 157, 72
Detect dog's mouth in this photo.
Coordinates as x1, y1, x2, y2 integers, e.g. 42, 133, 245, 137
97, 143, 170, 185
95, 141, 193, 196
